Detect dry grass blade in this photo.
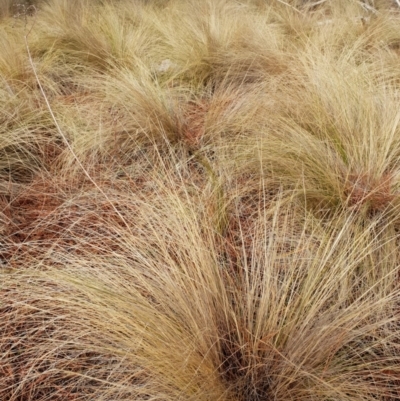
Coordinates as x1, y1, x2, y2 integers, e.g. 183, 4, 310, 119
1, 0, 400, 400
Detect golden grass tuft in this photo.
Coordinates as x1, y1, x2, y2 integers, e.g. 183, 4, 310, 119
1, 0, 400, 400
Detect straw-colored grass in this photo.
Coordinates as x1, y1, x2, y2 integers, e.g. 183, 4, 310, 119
1, 0, 400, 400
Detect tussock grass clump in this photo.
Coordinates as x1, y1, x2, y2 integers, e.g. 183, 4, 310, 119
1, 0, 400, 400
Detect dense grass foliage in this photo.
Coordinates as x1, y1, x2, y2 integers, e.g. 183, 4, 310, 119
1, 0, 400, 400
